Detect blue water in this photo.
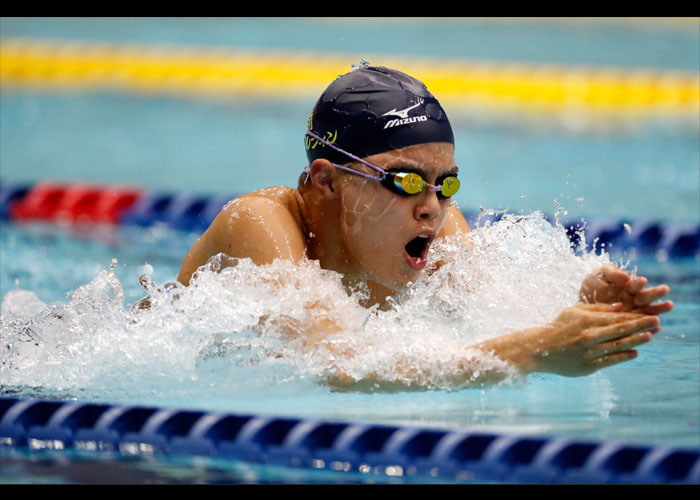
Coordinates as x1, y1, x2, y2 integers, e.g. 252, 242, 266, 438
1, 220, 698, 444
1, 18, 699, 484
1, 18, 698, 223
1, 92, 698, 224
2, 17, 698, 71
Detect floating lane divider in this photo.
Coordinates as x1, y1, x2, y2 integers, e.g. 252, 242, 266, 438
1, 397, 698, 484
2, 180, 699, 257
0, 180, 227, 232
1, 36, 699, 120
2, 181, 143, 225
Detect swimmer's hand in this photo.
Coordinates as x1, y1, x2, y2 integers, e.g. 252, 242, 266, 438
481, 303, 660, 378
579, 264, 673, 321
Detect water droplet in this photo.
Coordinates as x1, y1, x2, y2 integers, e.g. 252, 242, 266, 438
138, 273, 156, 293
351, 58, 371, 71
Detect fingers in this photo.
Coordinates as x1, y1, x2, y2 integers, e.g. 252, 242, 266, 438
632, 284, 671, 307
626, 276, 647, 295
601, 264, 631, 287
600, 265, 671, 300
635, 300, 674, 316
588, 314, 660, 343
590, 349, 639, 369
574, 301, 670, 326
576, 302, 650, 321
586, 328, 655, 371
587, 328, 655, 369
588, 330, 653, 359
604, 266, 673, 315
575, 302, 625, 312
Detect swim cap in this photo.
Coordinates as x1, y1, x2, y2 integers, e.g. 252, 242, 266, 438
305, 66, 454, 166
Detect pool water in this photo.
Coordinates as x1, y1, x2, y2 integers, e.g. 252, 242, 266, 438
1, 18, 698, 483
1, 90, 698, 224
0, 227, 698, 484
1, 218, 698, 449
0, 443, 475, 484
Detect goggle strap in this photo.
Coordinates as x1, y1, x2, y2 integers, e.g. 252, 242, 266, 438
306, 130, 386, 177
302, 163, 382, 183
333, 163, 385, 181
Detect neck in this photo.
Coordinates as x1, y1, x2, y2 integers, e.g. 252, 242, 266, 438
296, 187, 400, 310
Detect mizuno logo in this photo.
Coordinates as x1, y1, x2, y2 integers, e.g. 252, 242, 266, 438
381, 101, 422, 119
383, 116, 429, 129
382, 100, 428, 130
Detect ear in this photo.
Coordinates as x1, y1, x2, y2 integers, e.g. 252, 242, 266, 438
308, 159, 339, 199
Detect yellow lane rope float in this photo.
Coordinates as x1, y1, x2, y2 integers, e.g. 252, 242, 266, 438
1, 37, 698, 121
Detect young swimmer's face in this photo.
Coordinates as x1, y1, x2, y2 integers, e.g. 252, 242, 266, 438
335, 141, 457, 290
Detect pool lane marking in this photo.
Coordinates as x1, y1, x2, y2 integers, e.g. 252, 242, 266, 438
1, 37, 698, 118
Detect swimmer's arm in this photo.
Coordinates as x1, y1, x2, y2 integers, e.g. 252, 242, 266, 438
326, 303, 660, 391
475, 303, 660, 378
178, 196, 306, 285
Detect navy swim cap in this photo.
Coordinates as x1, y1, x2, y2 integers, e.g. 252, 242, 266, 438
305, 66, 454, 165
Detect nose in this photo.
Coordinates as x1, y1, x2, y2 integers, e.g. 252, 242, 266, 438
414, 190, 441, 221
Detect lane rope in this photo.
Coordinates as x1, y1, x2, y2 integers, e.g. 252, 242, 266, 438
1, 397, 698, 483
2, 37, 699, 119
2, 180, 698, 257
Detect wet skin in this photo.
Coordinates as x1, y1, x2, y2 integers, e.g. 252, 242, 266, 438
178, 142, 673, 387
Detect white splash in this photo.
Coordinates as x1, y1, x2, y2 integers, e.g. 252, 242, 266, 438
0, 212, 609, 396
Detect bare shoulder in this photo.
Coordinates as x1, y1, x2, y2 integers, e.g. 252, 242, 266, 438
178, 186, 306, 284
438, 202, 471, 239
212, 186, 306, 258
219, 186, 300, 222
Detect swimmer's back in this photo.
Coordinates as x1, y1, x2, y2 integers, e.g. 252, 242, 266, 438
177, 186, 307, 285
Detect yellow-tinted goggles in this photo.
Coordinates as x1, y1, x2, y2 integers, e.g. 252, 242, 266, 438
385, 171, 460, 199
303, 131, 460, 199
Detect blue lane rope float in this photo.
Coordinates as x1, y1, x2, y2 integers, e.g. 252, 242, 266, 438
1, 397, 698, 483
2, 180, 698, 257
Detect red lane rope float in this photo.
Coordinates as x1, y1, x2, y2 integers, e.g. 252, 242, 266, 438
9, 182, 142, 224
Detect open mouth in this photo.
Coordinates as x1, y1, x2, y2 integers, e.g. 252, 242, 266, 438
403, 234, 433, 270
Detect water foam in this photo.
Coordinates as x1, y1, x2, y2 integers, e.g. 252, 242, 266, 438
0, 212, 610, 397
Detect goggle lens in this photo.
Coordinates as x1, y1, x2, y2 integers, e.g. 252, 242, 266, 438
392, 172, 460, 198
395, 172, 424, 194
441, 176, 460, 197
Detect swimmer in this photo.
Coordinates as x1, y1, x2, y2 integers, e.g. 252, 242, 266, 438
178, 65, 673, 387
